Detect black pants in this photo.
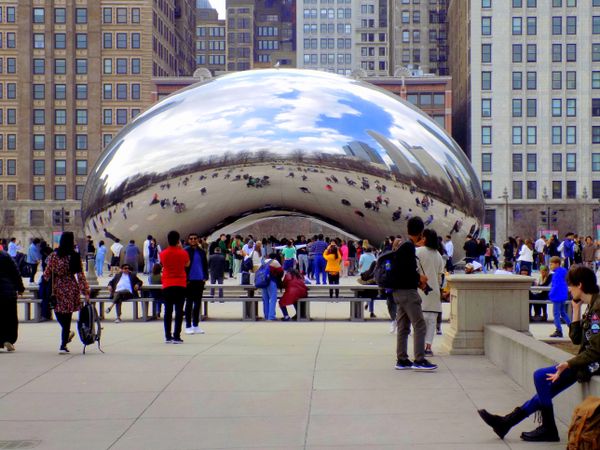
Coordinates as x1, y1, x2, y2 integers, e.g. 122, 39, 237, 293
55, 312, 72, 348
0, 296, 18, 345
328, 273, 339, 298
163, 286, 186, 340
185, 280, 205, 328
111, 291, 134, 318
28, 262, 38, 283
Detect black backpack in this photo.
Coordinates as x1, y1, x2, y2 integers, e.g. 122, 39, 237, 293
241, 256, 253, 272
77, 303, 104, 354
374, 251, 396, 289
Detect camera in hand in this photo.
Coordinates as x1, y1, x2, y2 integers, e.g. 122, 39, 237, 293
421, 283, 433, 295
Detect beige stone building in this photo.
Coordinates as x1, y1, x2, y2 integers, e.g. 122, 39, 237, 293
0, 0, 196, 245
195, 5, 226, 75
449, 0, 600, 242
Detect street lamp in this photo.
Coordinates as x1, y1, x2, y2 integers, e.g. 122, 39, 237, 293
498, 187, 509, 241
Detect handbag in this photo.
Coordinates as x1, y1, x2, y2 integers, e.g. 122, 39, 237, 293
49, 266, 57, 309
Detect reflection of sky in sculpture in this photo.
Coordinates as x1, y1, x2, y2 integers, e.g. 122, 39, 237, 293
91, 69, 479, 202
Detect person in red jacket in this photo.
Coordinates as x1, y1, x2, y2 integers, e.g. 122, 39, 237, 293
279, 269, 308, 321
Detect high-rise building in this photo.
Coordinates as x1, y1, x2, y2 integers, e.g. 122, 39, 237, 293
449, 0, 600, 242
226, 0, 295, 72
195, 4, 227, 75
389, 0, 448, 76
0, 1, 196, 242
297, 0, 388, 76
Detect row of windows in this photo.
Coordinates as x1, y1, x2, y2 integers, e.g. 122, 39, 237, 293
32, 83, 89, 100
0, 32, 16, 48
257, 40, 279, 50
361, 33, 386, 42
102, 32, 142, 50
257, 27, 279, 37
33, 33, 89, 50
102, 83, 142, 101
32, 58, 91, 75
481, 69, 600, 91
27, 160, 88, 177
483, 0, 583, 7
303, 53, 351, 64
303, 38, 352, 50
360, 47, 387, 57
406, 93, 446, 107
481, 180, 580, 201
481, 153, 579, 173
196, 40, 225, 51
302, 8, 352, 19
483, 126, 600, 145
483, 16, 591, 36
103, 7, 141, 25
480, 43, 600, 65
32, 134, 88, 151
400, 10, 421, 24
360, 60, 387, 71
0, 7, 16, 23
102, 108, 141, 126
0, 134, 16, 150
196, 55, 226, 65
31, 109, 89, 126
103, 58, 142, 75
32, 7, 88, 25
196, 27, 225, 37
0, 159, 16, 175
1, 185, 16, 201
30, 185, 83, 201
0, 57, 17, 74
302, 23, 353, 34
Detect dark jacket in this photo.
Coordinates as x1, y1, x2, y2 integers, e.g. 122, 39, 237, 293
208, 253, 227, 278
108, 272, 143, 298
464, 239, 479, 258
0, 250, 25, 298
568, 293, 600, 382
389, 241, 420, 290
280, 273, 308, 306
184, 245, 208, 281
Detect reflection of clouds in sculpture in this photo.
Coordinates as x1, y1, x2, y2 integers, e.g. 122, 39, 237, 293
83, 69, 484, 247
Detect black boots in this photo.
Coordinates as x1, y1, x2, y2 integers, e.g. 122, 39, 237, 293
478, 407, 528, 439
520, 406, 560, 442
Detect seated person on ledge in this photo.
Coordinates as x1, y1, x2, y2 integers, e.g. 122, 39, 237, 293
478, 264, 600, 443
106, 263, 143, 323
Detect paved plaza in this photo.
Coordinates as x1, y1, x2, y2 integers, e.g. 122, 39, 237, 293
0, 297, 568, 450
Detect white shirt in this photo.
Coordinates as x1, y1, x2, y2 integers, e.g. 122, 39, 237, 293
143, 239, 151, 258
415, 247, 445, 313
444, 240, 454, 258
517, 245, 534, 263
534, 238, 546, 254
111, 242, 123, 258
115, 273, 133, 293
494, 269, 514, 275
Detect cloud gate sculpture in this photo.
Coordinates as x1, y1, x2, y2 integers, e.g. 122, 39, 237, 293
82, 69, 484, 247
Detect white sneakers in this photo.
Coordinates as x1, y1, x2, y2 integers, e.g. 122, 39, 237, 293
389, 321, 398, 334
185, 326, 206, 335
3, 342, 15, 352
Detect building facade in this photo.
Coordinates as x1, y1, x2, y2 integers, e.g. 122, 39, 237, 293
0, 0, 196, 243
390, 0, 448, 76
449, 0, 600, 243
195, 5, 227, 75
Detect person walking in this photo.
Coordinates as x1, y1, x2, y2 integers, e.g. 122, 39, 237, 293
478, 265, 600, 442
26, 238, 42, 283
323, 243, 342, 298
184, 233, 208, 335
208, 247, 226, 298
42, 232, 90, 354
443, 235, 454, 272
548, 256, 571, 338
95, 240, 107, 277
416, 229, 445, 357
0, 249, 25, 352
160, 230, 190, 344
391, 216, 437, 371
358, 247, 377, 317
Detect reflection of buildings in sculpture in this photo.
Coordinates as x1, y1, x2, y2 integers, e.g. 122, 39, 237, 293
367, 131, 416, 180
342, 141, 386, 165
405, 145, 450, 190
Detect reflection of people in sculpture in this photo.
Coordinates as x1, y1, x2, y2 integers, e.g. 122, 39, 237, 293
299, 187, 311, 194
150, 193, 159, 205
325, 185, 333, 191
341, 199, 351, 206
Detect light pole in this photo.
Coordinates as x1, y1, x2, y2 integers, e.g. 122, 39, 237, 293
498, 187, 509, 242
542, 188, 549, 236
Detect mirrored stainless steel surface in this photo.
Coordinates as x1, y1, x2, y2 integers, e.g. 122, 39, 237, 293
82, 69, 484, 246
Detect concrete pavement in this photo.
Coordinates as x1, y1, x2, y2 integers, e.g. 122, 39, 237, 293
0, 300, 569, 450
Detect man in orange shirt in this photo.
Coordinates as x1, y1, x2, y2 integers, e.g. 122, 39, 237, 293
159, 230, 190, 344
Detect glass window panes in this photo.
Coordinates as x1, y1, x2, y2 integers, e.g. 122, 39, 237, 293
552, 99, 562, 116
55, 84, 66, 100
513, 153, 523, 171
526, 153, 537, 171
552, 153, 562, 171
526, 99, 536, 117
54, 160, 66, 176
552, 181, 562, 199
566, 181, 576, 199
527, 126, 537, 144
33, 84, 45, 100
33, 160, 45, 175
512, 99, 522, 117
512, 71, 522, 89
526, 71, 536, 89
76, 160, 87, 176
592, 153, 600, 171
482, 153, 492, 172
33, 135, 45, 151
552, 71, 563, 90
33, 8, 45, 23
481, 126, 492, 145
566, 126, 576, 144
76, 135, 87, 150
482, 181, 492, 199
566, 153, 576, 171
54, 8, 66, 23
76, 8, 87, 24
482, 98, 492, 117
527, 181, 537, 199
33, 186, 45, 200
552, 126, 562, 144
513, 181, 523, 199
54, 185, 66, 201
512, 126, 522, 144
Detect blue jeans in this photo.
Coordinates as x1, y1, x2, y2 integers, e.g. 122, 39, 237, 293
521, 365, 577, 415
553, 301, 571, 330
314, 255, 327, 284
95, 258, 104, 276
262, 280, 278, 320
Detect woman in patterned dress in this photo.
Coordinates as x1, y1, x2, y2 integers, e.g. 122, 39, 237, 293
43, 232, 90, 354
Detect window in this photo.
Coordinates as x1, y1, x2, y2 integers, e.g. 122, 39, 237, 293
512, 99, 522, 117
32, 186, 45, 201
54, 8, 66, 24
482, 71, 491, 90
103, 134, 113, 147
566, 98, 576, 116
116, 33, 127, 49
552, 16, 562, 34
482, 154, 492, 172
132, 8, 140, 23
75, 59, 87, 75
33, 59, 45, 75
54, 160, 66, 176
552, 99, 562, 117
552, 126, 562, 144
566, 16, 576, 34
76, 185, 85, 201
552, 181, 562, 199
513, 0, 522, 5
6, 83, 16, 99
33, 8, 45, 23
117, 8, 127, 24
7, 135, 16, 150
116, 84, 127, 100
33, 110, 45, 125
103, 84, 113, 100
54, 185, 66, 201
116, 58, 127, 74
33, 34, 45, 49
526, 153, 537, 172
7, 58, 16, 74
131, 33, 140, 49
55, 110, 66, 125
481, 44, 492, 63
566, 153, 576, 171
566, 126, 576, 144
592, 153, 600, 172
526, 44, 537, 62
54, 135, 66, 150
513, 181, 523, 199
54, 84, 66, 100
7, 159, 16, 176
593, 98, 600, 117
481, 181, 492, 200
76, 8, 87, 24
512, 126, 523, 144
76, 160, 87, 176
527, 126, 537, 144
512, 17, 522, 35
513, 153, 523, 171
527, 181, 537, 199
76, 34, 87, 49
594, 181, 600, 199
482, 99, 492, 117
566, 44, 576, 61
482, 126, 492, 145
131, 84, 140, 100
482, 0, 492, 7
6, 7, 15, 23
564, 71, 575, 90
116, 109, 127, 125
594, 44, 600, 62
33, 160, 45, 176
103, 8, 112, 23
76, 135, 87, 150
526, 17, 536, 34
553, 44, 562, 62
512, 71, 522, 89
103, 109, 113, 125
54, 59, 66, 75
512, 44, 522, 62
131, 59, 141, 74
33, 135, 45, 150
76, 110, 87, 125
103, 33, 112, 49
526, 71, 536, 89
76, 84, 87, 100
103, 59, 112, 74
566, 181, 577, 199
594, 16, 600, 34
552, 153, 562, 171
482, 17, 492, 35
526, 99, 537, 117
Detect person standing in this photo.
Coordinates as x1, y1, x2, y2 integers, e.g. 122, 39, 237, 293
549, 256, 571, 338
160, 230, 190, 344
124, 240, 141, 273
231, 235, 244, 277
416, 229, 445, 357
26, 238, 42, 283
323, 243, 342, 298
517, 239, 534, 275
43, 232, 90, 354
95, 240, 107, 277
391, 216, 437, 371
208, 247, 226, 298
581, 236, 596, 269
110, 239, 124, 275
261, 253, 283, 320
296, 236, 309, 276
358, 247, 377, 317
0, 249, 25, 352
143, 235, 153, 274
312, 234, 329, 284
281, 240, 297, 272
7, 238, 21, 259
443, 235, 454, 272
534, 236, 546, 270
184, 233, 208, 335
